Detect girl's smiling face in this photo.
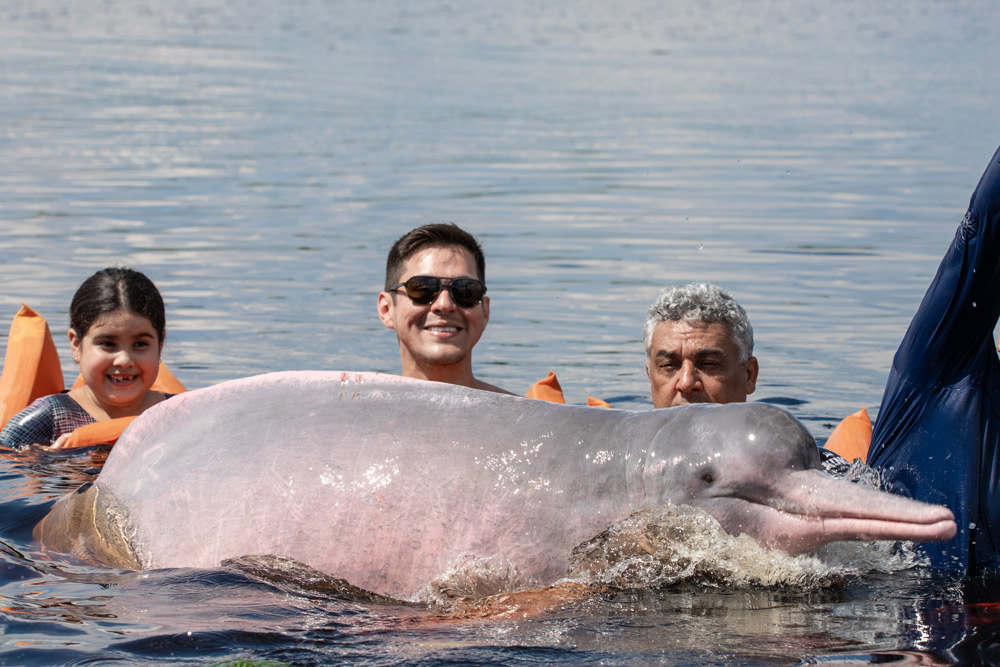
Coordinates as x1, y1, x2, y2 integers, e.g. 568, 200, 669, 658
69, 308, 162, 417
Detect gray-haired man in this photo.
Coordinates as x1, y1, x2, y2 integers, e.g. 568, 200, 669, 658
643, 282, 758, 408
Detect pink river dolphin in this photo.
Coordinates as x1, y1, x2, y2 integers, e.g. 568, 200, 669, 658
36, 371, 956, 599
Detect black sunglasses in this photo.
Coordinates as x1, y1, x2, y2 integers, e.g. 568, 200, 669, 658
388, 276, 487, 308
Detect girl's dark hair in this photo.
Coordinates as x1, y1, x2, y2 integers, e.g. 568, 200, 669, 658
70, 268, 166, 342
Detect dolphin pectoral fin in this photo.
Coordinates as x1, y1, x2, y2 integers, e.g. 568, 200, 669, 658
444, 582, 600, 619
34, 483, 141, 570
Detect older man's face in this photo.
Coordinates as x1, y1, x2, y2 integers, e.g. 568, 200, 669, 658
646, 320, 758, 408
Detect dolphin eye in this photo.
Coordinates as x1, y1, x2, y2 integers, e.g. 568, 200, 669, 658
702, 472, 714, 485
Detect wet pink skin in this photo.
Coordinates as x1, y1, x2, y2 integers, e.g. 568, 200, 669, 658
46, 371, 955, 598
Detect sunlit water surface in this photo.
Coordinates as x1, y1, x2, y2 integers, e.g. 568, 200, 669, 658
3, 1, 1000, 664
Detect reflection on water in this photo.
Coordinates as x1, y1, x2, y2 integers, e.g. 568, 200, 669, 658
3, 0, 1000, 664
3, 0, 998, 422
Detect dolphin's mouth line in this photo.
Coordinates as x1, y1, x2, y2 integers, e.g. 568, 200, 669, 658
740, 468, 957, 525
760, 497, 955, 525
694, 473, 958, 555
745, 502, 958, 554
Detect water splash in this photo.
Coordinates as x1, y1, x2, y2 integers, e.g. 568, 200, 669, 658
567, 504, 842, 589
415, 498, 927, 614
415, 554, 535, 608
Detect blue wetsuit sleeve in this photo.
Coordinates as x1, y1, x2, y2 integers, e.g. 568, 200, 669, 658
891, 145, 1000, 385
868, 145, 1000, 572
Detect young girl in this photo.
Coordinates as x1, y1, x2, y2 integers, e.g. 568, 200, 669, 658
0, 268, 171, 448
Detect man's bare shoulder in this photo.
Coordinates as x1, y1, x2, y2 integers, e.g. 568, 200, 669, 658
473, 379, 515, 395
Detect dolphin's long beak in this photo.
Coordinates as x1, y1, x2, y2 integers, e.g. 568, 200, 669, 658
726, 469, 957, 554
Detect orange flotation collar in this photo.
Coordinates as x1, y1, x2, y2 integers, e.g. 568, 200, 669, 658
525, 370, 611, 408
823, 407, 872, 463
0, 304, 65, 425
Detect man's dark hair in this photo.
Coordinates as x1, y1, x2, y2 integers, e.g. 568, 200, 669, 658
384, 223, 486, 289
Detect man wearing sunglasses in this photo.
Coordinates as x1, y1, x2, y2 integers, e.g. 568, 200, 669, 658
377, 223, 511, 394
643, 282, 758, 408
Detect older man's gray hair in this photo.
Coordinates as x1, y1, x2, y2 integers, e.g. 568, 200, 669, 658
642, 283, 754, 363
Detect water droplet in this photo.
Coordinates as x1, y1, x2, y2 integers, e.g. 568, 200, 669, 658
697, 243, 704, 251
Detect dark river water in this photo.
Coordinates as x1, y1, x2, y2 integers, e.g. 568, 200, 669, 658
3, 0, 1000, 664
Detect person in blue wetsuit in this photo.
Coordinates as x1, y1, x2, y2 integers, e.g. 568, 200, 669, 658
867, 144, 1000, 574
